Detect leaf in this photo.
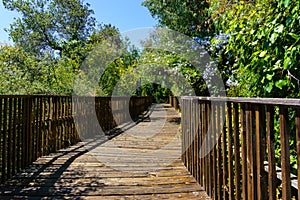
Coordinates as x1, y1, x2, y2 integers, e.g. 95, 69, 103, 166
284, 57, 291, 69
284, 0, 291, 7
259, 51, 267, 57
273, 60, 282, 70
270, 33, 278, 44
275, 80, 287, 89
288, 33, 299, 40
266, 73, 274, 80
265, 82, 274, 93
274, 24, 284, 33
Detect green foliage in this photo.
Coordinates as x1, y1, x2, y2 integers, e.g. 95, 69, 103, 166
1, 0, 137, 96
143, 0, 300, 98
3, 0, 96, 61
212, 0, 300, 97
0, 44, 78, 94
142, 0, 213, 37
142, 0, 300, 180
139, 49, 209, 96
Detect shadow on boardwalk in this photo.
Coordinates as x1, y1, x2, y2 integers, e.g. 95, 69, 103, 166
0, 104, 210, 199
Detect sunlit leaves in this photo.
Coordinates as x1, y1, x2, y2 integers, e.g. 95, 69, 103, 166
3, 0, 96, 60
215, 0, 300, 97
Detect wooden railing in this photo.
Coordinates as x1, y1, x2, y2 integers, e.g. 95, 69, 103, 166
0, 95, 153, 183
181, 97, 300, 200
169, 96, 180, 111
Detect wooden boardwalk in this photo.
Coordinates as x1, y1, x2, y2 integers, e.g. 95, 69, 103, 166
0, 104, 210, 199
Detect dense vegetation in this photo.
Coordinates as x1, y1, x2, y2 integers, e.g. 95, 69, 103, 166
143, 1, 300, 196
3, 0, 298, 98
0, 0, 299, 195
0, 0, 138, 96
143, 0, 300, 98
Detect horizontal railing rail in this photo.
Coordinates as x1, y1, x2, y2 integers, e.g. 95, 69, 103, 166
0, 95, 153, 183
181, 96, 299, 200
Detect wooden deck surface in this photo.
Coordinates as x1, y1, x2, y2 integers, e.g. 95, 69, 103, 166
0, 104, 210, 199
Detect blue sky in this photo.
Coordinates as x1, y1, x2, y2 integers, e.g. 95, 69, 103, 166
0, 0, 157, 43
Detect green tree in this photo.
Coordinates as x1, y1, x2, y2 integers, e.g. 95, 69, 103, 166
139, 49, 209, 96
0, 44, 78, 95
3, 0, 96, 61
1, 0, 136, 95
142, 0, 213, 37
143, 0, 300, 98
211, 0, 300, 97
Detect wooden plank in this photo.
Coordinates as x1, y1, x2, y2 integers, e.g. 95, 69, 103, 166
46, 97, 51, 155
212, 103, 217, 200
12, 98, 17, 176
21, 98, 27, 169
216, 102, 223, 200
205, 102, 209, 194
35, 97, 40, 157
2, 98, 8, 181
7, 98, 13, 179
61, 97, 64, 149
182, 96, 300, 107
0, 96, 153, 185
279, 107, 291, 199
28, 97, 33, 164
296, 108, 300, 199
57, 97, 62, 150
66, 97, 71, 146
200, 101, 205, 187
0, 104, 210, 199
240, 103, 247, 199
191, 99, 195, 179
246, 103, 256, 199
222, 102, 228, 200
54, 96, 58, 152
17, 98, 22, 172
0, 97, 3, 182
195, 100, 200, 184
200, 101, 205, 188
38, 97, 44, 157
181, 99, 186, 166
34, 97, 39, 161
51, 96, 57, 153
255, 105, 268, 200
233, 103, 241, 200
208, 102, 213, 196
227, 102, 234, 200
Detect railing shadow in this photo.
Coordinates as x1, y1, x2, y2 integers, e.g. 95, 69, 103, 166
0, 104, 156, 198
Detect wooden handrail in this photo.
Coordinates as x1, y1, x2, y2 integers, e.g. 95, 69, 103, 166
0, 96, 153, 183
181, 96, 299, 199
182, 96, 300, 107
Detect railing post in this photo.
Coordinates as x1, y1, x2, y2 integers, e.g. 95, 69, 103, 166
240, 103, 248, 199
222, 101, 228, 200
227, 102, 234, 200
233, 103, 241, 200
255, 105, 268, 200
296, 108, 300, 199
279, 107, 291, 200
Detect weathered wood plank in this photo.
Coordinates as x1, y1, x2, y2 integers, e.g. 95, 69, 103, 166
255, 105, 268, 200
296, 108, 300, 199
279, 107, 291, 199
233, 103, 241, 200
0, 104, 210, 199
240, 103, 248, 199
